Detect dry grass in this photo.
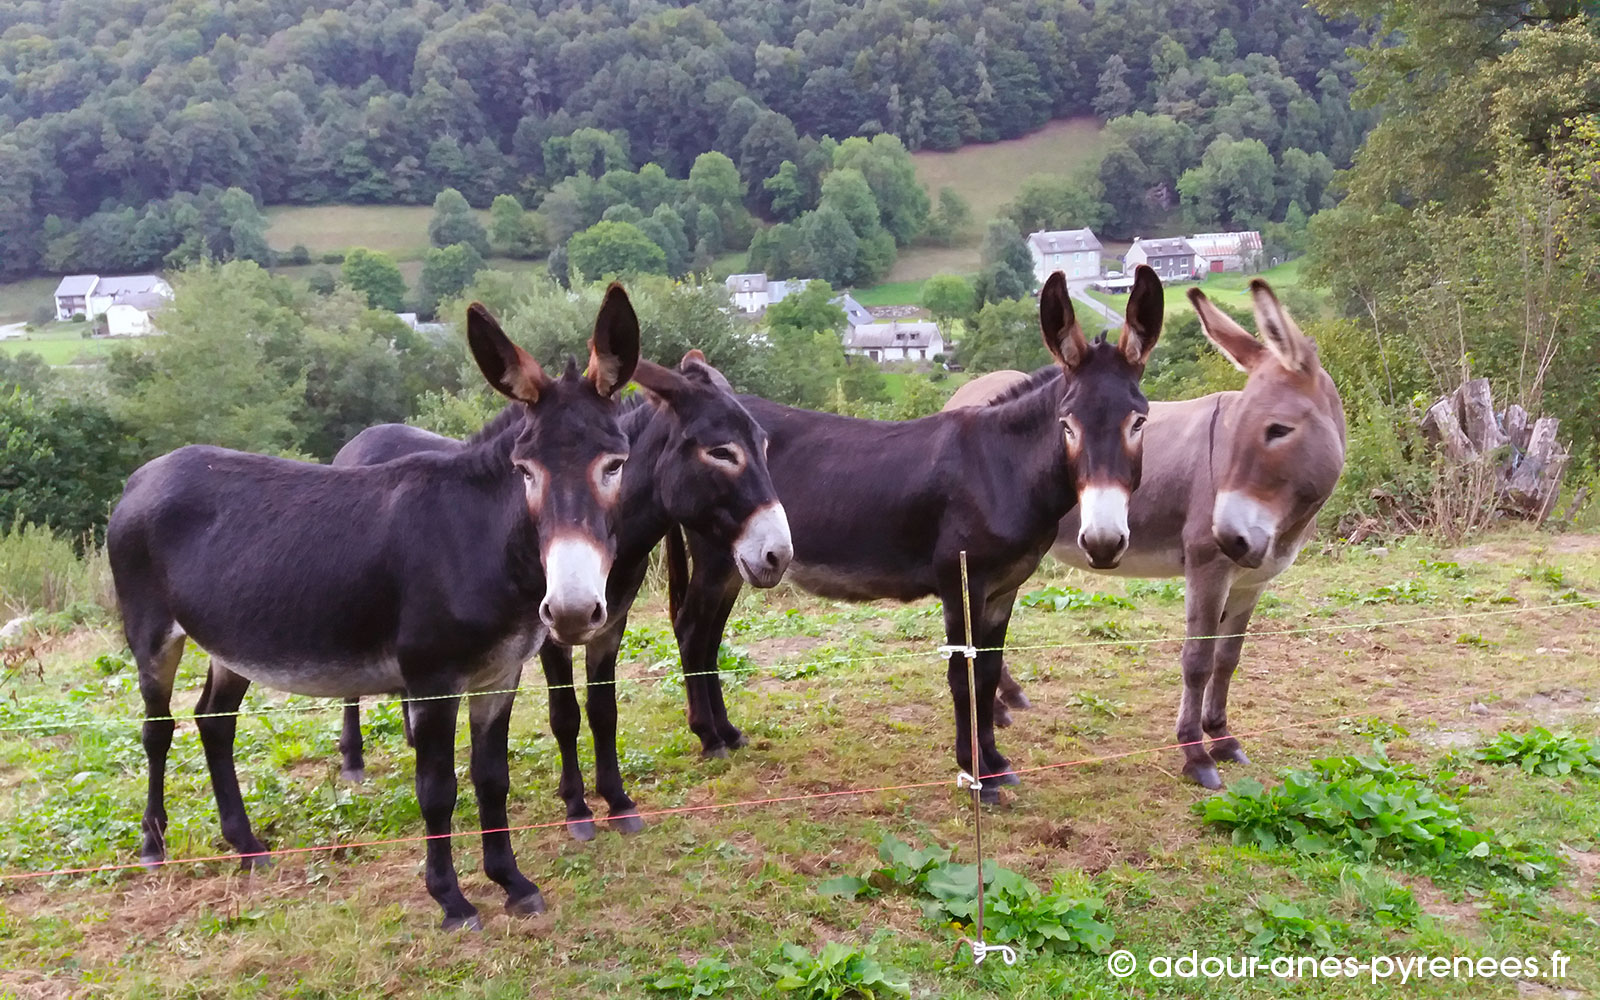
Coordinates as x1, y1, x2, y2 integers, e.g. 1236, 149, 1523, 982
264, 205, 492, 259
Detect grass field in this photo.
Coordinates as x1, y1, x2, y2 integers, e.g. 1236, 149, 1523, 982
0, 277, 62, 324
0, 324, 122, 365
2, 531, 1597, 998
265, 205, 492, 260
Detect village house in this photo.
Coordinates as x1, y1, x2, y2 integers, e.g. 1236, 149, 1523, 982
724, 272, 808, 314
1124, 237, 1199, 282
53, 273, 173, 322
1026, 228, 1102, 285
842, 320, 945, 363
1186, 231, 1264, 273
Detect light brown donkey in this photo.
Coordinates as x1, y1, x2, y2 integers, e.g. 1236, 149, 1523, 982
946, 280, 1345, 788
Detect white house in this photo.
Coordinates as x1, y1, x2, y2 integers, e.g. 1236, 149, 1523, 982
1124, 237, 1199, 283
1026, 228, 1102, 285
54, 273, 173, 321
843, 320, 945, 363
104, 295, 166, 337
724, 273, 808, 314
1186, 231, 1263, 273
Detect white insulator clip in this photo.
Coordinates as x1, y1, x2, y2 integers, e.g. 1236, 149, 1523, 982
956, 771, 982, 792
937, 644, 979, 659
962, 938, 1018, 966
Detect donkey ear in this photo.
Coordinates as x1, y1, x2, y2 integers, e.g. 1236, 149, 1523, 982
1187, 287, 1266, 373
680, 349, 735, 393
1039, 271, 1090, 372
587, 282, 641, 397
630, 358, 689, 404
1118, 264, 1164, 367
1249, 279, 1314, 373
467, 302, 548, 403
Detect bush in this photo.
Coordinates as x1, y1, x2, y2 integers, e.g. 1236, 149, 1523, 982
285, 244, 312, 265
320, 251, 346, 265
0, 524, 113, 618
29, 304, 55, 327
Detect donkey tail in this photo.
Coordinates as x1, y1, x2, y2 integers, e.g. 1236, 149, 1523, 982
665, 524, 689, 628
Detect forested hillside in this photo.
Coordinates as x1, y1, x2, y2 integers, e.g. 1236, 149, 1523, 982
0, 0, 1369, 278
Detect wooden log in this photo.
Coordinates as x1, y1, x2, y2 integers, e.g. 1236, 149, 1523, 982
1505, 417, 1565, 516
1503, 404, 1531, 452
1422, 396, 1475, 461
1459, 378, 1508, 454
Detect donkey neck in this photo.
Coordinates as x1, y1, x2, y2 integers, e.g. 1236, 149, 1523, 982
445, 416, 548, 597
965, 372, 1075, 522
613, 402, 676, 565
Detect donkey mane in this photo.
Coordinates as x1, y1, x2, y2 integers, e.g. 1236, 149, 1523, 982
983, 364, 1064, 407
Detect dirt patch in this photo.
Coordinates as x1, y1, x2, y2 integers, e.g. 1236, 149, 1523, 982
1523, 688, 1599, 724
1451, 533, 1600, 563
1403, 876, 1484, 933
745, 636, 827, 663
1022, 818, 1148, 873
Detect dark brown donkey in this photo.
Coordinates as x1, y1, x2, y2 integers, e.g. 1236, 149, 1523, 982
331, 351, 791, 840
669, 269, 1163, 802
952, 280, 1345, 788
107, 289, 640, 929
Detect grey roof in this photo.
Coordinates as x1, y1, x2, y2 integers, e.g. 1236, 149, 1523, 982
725, 273, 769, 294
767, 278, 808, 306
96, 274, 167, 296
54, 275, 99, 297
1027, 228, 1103, 254
1130, 237, 1197, 259
110, 291, 168, 311
1186, 231, 1263, 256
835, 294, 874, 329
844, 320, 942, 350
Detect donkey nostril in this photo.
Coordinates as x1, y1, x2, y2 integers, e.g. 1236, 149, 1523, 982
764, 550, 780, 568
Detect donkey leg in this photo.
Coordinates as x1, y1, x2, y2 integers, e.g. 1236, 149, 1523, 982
539, 643, 594, 841
1204, 589, 1263, 766
339, 698, 365, 783
135, 626, 184, 868
998, 663, 1031, 710
976, 602, 1018, 788
940, 579, 1009, 804
985, 588, 1022, 729
585, 624, 641, 834
1177, 567, 1230, 789
674, 546, 745, 756
408, 692, 477, 930
194, 660, 270, 868
468, 687, 544, 918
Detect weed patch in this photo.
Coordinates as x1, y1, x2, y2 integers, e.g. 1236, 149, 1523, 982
767, 941, 908, 999
1475, 728, 1600, 778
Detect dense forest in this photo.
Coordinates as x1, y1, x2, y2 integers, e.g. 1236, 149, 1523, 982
0, 0, 1371, 278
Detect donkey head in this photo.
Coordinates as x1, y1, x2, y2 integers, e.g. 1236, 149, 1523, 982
1040, 266, 1163, 569
632, 351, 791, 587
467, 285, 640, 644
1187, 281, 1346, 569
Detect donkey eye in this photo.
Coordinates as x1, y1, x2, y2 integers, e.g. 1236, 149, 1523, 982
1059, 418, 1076, 438
603, 457, 626, 477
709, 446, 737, 463
1131, 416, 1147, 433
1265, 423, 1293, 442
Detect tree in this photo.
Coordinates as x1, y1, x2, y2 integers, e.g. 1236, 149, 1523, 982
489, 194, 542, 258
428, 187, 489, 254
341, 249, 407, 312
976, 219, 1035, 304
1003, 173, 1112, 235
924, 188, 974, 247
1093, 55, 1135, 119
762, 280, 882, 408
566, 221, 667, 280
418, 243, 486, 316
0, 392, 137, 547
688, 151, 743, 210
763, 160, 808, 222
961, 297, 1051, 373
831, 134, 930, 245
921, 275, 976, 330
796, 208, 862, 287
1177, 136, 1277, 229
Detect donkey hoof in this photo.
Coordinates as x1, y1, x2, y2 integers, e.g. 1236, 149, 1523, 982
608, 812, 644, 835
239, 852, 274, 872
1210, 744, 1249, 766
979, 785, 1002, 805
339, 767, 366, 784
567, 818, 597, 842
1002, 689, 1032, 711
724, 730, 749, 750
993, 705, 1013, 728
506, 890, 547, 918
1184, 762, 1224, 790
441, 912, 483, 932
702, 745, 730, 760
139, 852, 165, 873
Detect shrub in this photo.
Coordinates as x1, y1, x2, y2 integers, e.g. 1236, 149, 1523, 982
767, 942, 908, 999
0, 524, 113, 618
320, 251, 346, 265
1194, 742, 1558, 885
1475, 728, 1600, 778
285, 244, 312, 265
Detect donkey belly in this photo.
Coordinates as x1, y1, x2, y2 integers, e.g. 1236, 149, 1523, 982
785, 560, 935, 603
219, 651, 407, 698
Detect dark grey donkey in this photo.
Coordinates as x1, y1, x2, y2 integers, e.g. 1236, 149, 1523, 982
331, 351, 793, 839
107, 287, 641, 929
